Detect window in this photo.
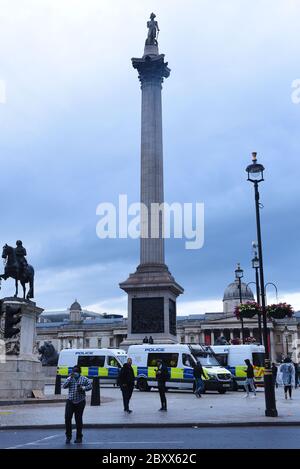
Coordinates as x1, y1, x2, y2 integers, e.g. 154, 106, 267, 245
252, 352, 265, 367
109, 337, 114, 347
190, 336, 195, 343
180, 336, 185, 344
78, 355, 105, 367
147, 353, 178, 368
276, 334, 281, 344
182, 354, 195, 367
214, 353, 228, 367
98, 338, 102, 348
108, 356, 121, 368
85, 339, 90, 348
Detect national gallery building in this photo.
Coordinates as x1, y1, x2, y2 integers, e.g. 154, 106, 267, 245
36, 280, 300, 363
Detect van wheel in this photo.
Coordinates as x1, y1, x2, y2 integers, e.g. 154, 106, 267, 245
218, 389, 226, 394
137, 378, 150, 392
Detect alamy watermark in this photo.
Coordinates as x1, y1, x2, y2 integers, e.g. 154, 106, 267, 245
291, 79, 300, 104
96, 195, 204, 250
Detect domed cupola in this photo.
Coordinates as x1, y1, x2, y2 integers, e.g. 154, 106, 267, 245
69, 299, 82, 323
223, 280, 254, 314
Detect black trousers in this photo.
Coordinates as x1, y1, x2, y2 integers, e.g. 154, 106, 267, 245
158, 382, 167, 409
284, 385, 292, 397
121, 385, 134, 411
65, 399, 86, 439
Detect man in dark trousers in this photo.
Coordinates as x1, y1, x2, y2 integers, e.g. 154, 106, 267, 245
193, 361, 206, 397
243, 359, 256, 398
118, 357, 135, 413
156, 359, 170, 411
63, 365, 92, 444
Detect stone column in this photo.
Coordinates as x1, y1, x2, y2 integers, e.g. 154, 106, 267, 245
119, 37, 183, 347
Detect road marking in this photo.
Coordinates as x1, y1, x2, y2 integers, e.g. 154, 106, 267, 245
6, 434, 61, 449
81, 441, 184, 445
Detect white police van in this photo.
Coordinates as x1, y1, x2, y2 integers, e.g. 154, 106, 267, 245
212, 344, 265, 389
57, 348, 127, 384
127, 344, 232, 393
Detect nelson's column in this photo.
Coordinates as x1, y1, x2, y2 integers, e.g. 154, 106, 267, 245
120, 14, 184, 345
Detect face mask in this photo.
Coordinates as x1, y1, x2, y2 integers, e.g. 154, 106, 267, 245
73, 372, 80, 379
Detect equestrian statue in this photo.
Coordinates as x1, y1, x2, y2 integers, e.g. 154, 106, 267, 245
0, 241, 34, 299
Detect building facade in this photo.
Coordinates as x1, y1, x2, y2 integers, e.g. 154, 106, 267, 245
36, 284, 300, 363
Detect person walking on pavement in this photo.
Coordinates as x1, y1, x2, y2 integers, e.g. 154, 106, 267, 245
118, 357, 135, 413
243, 359, 256, 398
156, 359, 170, 411
63, 365, 92, 444
277, 357, 295, 399
193, 361, 206, 398
272, 363, 278, 389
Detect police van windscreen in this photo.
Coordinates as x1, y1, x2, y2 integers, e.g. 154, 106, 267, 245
252, 352, 265, 367
192, 352, 220, 367
118, 355, 127, 364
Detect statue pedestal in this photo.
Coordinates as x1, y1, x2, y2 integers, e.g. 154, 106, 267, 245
0, 298, 45, 399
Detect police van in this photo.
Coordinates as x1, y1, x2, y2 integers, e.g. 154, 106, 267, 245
127, 344, 232, 393
211, 344, 265, 390
57, 348, 127, 384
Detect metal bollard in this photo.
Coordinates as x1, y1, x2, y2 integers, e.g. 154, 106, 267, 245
54, 374, 61, 395
90, 377, 100, 406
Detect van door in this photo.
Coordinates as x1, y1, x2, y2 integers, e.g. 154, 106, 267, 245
146, 352, 180, 388
77, 355, 105, 379
107, 355, 122, 384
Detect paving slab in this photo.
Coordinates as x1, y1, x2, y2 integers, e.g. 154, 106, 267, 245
0, 387, 300, 429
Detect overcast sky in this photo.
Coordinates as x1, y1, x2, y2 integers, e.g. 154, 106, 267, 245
0, 0, 299, 315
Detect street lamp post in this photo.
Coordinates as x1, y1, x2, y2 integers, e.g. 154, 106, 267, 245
284, 326, 289, 357
252, 243, 263, 344
235, 263, 245, 344
246, 152, 278, 417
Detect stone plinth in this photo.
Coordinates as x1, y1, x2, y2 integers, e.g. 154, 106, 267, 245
0, 297, 45, 399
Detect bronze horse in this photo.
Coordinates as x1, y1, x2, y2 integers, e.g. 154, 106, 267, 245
0, 244, 34, 299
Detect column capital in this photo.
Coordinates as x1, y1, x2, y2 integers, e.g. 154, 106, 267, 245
132, 54, 170, 86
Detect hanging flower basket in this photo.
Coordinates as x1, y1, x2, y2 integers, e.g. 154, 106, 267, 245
245, 336, 257, 344
267, 303, 294, 319
234, 302, 261, 320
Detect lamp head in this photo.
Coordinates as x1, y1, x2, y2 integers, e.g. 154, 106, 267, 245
246, 152, 265, 183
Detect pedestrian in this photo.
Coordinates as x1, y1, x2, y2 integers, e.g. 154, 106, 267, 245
193, 361, 206, 398
156, 359, 170, 411
293, 361, 299, 388
63, 365, 92, 444
149, 336, 154, 344
243, 359, 256, 398
118, 357, 135, 413
272, 363, 278, 389
143, 336, 149, 343
277, 357, 295, 399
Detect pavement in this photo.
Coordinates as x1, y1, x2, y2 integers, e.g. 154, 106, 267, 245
1, 386, 300, 429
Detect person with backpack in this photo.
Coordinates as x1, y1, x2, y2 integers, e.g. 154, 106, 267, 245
193, 361, 206, 398
155, 359, 170, 411
277, 357, 295, 399
243, 359, 257, 398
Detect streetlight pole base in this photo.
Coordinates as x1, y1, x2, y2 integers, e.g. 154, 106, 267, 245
264, 373, 278, 417
265, 409, 278, 417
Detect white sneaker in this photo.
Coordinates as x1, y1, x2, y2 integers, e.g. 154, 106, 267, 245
242, 394, 249, 398
251, 395, 257, 398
